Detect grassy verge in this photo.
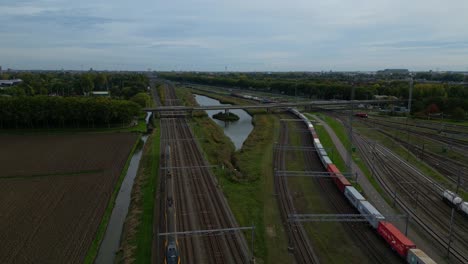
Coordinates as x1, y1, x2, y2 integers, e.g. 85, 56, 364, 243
309, 113, 391, 202
116, 125, 161, 263
84, 134, 142, 264
177, 87, 291, 263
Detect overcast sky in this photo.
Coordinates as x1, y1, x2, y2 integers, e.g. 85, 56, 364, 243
1, 0, 468, 71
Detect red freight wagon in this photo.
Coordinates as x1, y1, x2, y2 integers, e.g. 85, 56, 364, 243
327, 164, 351, 193
377, 221, 416, 258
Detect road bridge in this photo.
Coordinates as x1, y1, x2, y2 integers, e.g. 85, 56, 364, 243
143, 99, 403, 114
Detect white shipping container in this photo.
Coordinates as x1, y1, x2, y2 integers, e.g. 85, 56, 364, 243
323, 156, 333, 165
357, 200, 385, 229
407, 248, 437, 264
344, 186, 366, 208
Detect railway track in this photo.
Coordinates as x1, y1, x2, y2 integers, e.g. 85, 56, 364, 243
352, 131, 468, 263
154, 83, 250, 264
373, 127, 468, 191
274, 113, 403, 263
363, 117, 468, 153
297, 120, 403, 264
326, 112, 468, 262
274, 118, 321, 264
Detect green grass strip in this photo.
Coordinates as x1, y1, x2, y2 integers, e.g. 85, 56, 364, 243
84, 134, 142, 264
133, 125, 160, 261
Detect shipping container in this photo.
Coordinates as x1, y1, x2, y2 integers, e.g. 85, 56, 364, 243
344, 186, 365, 208
407, 248, 437, 264
323, 156, 333, 165
327, 164, 351, 192
314, 138, 321, 144
377, 221, 416, 258
357, 201, 385, 229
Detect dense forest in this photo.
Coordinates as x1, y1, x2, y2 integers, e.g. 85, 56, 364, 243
0, 96, 140, 129
160, 72, 468, 119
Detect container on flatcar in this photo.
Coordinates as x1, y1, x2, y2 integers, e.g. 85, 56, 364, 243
319, 149, 328, 158
323, 156, 333, 165
312, 131, 319, 139
406, 248, 437, 264
377, 221, 416, 258
344, 186, 365, 208
357, 200, 385, 229
327, 164, 351, 192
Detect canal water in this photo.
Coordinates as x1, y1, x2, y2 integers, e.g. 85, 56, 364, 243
194, 94, 253, 150
95, 135, 148, 264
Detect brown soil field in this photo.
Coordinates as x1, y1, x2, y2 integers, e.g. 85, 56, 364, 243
0, 133, 138, 264
0, 134, 137, 178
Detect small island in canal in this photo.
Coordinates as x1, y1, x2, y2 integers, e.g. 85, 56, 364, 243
212, 111, 240, 121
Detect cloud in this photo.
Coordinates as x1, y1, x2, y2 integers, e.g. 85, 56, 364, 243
1, 0, 468, 71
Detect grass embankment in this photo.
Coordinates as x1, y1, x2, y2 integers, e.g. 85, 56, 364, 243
177, 87, 292, 263
116, 124, 161, 263
309, 113, 389, 201
285, 120, 368, 263
84, 135, 142, 264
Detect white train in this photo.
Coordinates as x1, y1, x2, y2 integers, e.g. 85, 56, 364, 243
442, 190, 468, 216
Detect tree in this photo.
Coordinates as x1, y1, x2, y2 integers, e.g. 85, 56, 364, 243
130, 92, 151, 108
451, 107, 465, 121
80, 74, 94, 95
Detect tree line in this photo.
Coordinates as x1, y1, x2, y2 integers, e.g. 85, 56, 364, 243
0, 96, 140, 129
0, 72, 149, 99
159, 72, 468, 119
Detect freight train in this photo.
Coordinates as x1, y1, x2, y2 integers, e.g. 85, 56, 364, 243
164, 145, 180, 264
288, 108, 437, 264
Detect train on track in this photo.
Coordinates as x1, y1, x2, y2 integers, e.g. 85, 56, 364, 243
164, 145, 181, 264
442, 190, 468, 216
288, 108, 437, 264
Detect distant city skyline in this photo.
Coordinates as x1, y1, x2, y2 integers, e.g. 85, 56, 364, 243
1, 0, 468, 71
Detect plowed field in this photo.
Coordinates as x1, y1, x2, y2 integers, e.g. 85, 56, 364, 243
0, 133, 138, 264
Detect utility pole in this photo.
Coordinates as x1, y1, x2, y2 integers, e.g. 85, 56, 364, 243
347, 84, 356, 174
405, 75, 413, 161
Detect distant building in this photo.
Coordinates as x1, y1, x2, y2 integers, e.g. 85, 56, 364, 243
0, 79, 23, 87
373, 95, 398, 100
89, 91, 110, 97
377, 69, 409, 75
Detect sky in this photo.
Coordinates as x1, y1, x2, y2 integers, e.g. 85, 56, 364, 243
1, 0, 468, 71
